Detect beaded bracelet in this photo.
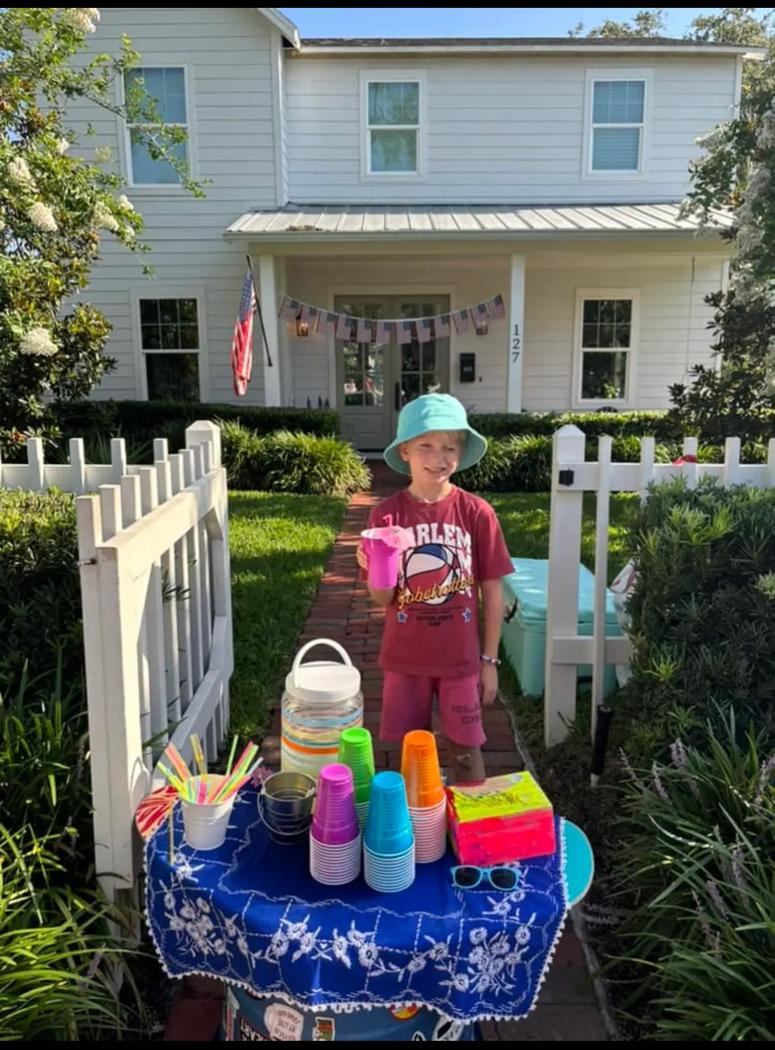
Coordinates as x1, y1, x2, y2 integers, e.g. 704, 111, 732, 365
480, 653, 501, 666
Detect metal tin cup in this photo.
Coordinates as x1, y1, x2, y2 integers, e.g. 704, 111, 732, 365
257, 771, 316, 844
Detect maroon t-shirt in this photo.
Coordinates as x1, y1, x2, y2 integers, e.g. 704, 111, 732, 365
366, 486, 513, 679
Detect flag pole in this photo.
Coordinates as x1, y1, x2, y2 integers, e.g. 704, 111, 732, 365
245, 253, 273, 368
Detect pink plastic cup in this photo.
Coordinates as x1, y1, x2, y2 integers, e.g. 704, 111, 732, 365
361, 526, 413, 589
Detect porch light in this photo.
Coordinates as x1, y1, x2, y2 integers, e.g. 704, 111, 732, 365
296, 319, 310, 337
474, 320, 488, 336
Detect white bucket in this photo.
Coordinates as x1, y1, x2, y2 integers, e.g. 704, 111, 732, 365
181, 774, 235, 850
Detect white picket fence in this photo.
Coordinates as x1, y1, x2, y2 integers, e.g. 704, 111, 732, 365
1, 421, 233, 902
544, 426, 775, 747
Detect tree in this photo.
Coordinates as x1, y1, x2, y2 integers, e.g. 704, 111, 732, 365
669, 10, 775, 440
0, 8, 201, 446
569, 9, 666, 39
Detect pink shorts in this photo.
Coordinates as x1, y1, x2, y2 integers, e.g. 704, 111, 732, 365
381, 671, 486, 747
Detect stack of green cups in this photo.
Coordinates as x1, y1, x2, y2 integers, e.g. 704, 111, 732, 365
337, 727, 375, 830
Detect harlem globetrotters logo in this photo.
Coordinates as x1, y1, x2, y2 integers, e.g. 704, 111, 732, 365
396, 525, 475, 612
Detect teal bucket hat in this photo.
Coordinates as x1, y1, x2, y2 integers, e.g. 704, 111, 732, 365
383, 393, 488, 475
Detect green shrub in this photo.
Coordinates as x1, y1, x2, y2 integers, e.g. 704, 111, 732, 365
622, 477, 775, 736
0, 490, 81, 685
456, 434, 554, 492
220, 418, 265, 490
221, 424, 370, 496
612, 710, 774, 1041
0, 823, 140, 1040
52, 399, 339, 445
469, 409, 679, 441
0, 663, 92, 863
256, 431, 371, 496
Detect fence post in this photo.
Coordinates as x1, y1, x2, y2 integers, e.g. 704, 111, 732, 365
185, 420, 221, 468
591, 435, 612, 741
544, 425, 586, 747
69, 437, 86, 494
28, 436, 45, 490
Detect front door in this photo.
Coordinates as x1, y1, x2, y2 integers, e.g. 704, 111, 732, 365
335, 295, 451, 451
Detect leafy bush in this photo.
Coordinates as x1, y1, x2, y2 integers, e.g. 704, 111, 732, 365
622, 477, 775, 737
220, 418, 264, 490
0, 664, 92, 863
221, 424, 370, 496
52, 399, 339, 445
456, 434, 553, 492
612, 710, 774, 1041
0, 823, 140, 1040
255, 430, 371, 496
469, 409, 681, 440
0, 489, 81, 684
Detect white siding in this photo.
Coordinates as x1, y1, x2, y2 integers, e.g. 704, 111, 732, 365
66, 8, 283, 403
286, 54, 738, 204
523, 254, 724, 411
283, 249, 724, 421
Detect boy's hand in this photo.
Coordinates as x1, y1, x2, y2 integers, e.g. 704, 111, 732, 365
356, 542, 368, 573
479, 662, 498, 705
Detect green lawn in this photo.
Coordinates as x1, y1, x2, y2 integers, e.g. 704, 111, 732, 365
487, 491, 640, 581
228, 492, 348, 741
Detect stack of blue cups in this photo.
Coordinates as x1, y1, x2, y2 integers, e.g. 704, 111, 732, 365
363, 771, 415, 893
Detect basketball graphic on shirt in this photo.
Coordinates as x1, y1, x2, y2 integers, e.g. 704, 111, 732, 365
402, 543, 459, 605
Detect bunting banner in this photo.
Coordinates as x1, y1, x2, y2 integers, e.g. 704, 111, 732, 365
278, 294, 506, 343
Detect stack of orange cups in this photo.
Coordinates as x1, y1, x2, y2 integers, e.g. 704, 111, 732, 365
401, 730, 447, 864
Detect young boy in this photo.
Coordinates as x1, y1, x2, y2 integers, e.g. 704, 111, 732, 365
357, 393, 513, 783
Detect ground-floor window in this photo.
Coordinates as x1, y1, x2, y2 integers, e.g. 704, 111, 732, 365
140, 297, 201, 400
575, 290, 637, 405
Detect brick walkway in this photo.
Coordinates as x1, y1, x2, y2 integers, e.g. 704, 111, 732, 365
164, 465, 609, 1040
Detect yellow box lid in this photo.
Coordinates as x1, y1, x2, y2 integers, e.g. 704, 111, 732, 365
448, 771, 552, 823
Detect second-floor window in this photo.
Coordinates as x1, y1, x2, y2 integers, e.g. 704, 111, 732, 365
590, 79, 645, 172
125, 67, 188, 185
366, 79, 420, 174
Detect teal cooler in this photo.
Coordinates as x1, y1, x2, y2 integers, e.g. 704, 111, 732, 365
502, 558, 621, 698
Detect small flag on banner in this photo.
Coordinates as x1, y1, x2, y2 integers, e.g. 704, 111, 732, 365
416, 318, 432, 344
231, 271, 255, 397
434, 314, 451, 339
306, 306, 320, 334
356, 317, 369, 343
487, 294, 506, 320
472, 301, 489, 324
453, 309, 471, 335
278, 295, 299, 322
318, 311, 338, 336
299, 303, 313, 326
375, 320, 392, 344
396, 320, 413, 345
335, 314, 353, 341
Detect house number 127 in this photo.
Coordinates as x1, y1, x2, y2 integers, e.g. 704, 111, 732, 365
512, 323, 521, 363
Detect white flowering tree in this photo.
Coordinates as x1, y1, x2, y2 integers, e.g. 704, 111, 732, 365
0, 8, 201, 447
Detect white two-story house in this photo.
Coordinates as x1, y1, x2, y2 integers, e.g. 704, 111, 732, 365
72, 8, 759, 450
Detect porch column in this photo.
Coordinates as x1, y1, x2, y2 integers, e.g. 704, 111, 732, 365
257, 254, 281, 407
507, 254, 526, 413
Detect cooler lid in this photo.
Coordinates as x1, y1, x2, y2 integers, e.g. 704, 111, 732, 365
503, 557, 619, 626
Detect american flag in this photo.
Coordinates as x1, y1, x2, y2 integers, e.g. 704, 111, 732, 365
231, 271, 255, 396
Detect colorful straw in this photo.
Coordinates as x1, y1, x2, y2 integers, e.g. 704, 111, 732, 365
225, 735, 239, 778
163, 742, 191, 783
190, 733, 207, 776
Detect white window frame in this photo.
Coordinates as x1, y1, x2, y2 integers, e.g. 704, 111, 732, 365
120, 63, 195, 192
583, 68, 652, 178
360, 69, 427, 179
572, 288, 639, 409
130, 286, 208, 401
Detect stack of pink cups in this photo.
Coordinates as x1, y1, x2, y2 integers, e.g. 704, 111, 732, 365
309, 763, 361, 886
401, 730, 448, 864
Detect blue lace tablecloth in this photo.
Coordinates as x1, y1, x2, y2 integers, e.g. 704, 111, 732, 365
145, 786, 568, 1023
